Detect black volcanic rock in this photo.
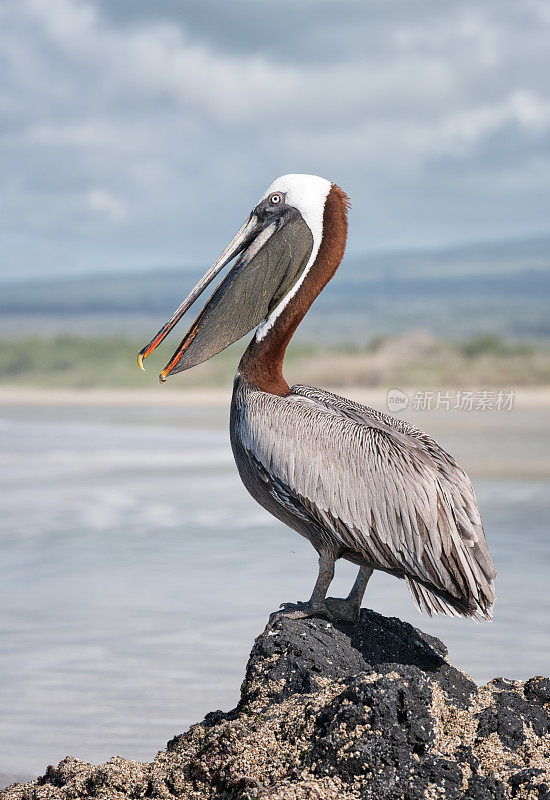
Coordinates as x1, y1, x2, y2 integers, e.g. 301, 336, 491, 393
2, 610, 549, 800
241, 609, 476, 706
525, 677, 550, 706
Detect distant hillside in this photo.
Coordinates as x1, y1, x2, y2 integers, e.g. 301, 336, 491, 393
1, 235, 549, 342
2, 331, 549, 389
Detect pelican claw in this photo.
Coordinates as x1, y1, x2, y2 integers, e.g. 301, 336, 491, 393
267, 600, 334, 630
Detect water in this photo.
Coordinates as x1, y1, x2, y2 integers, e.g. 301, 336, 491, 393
0, 401, 549, 782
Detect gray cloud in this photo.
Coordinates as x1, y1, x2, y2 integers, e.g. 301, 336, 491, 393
0, 0, 549, 279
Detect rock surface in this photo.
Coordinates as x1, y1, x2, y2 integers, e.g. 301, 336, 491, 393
2, 609, 550, 800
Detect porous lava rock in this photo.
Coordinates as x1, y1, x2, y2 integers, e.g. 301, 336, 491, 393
2, 609, 549, 800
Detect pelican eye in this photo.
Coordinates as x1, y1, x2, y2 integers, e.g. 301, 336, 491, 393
269, 192, 283, 205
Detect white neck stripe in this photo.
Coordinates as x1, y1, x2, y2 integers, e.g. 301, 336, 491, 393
255, 174, 331, 341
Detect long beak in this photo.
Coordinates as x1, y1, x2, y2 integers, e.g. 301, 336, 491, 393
156, 218, 283, 381
137, 213, 261, 372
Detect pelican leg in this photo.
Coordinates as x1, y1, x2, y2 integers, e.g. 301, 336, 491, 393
267, 552, 335, 628
325, 565, 373, 623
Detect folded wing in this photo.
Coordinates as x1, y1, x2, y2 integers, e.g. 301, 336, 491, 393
238, 383, 496, 620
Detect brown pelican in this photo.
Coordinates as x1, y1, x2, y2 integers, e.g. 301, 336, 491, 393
138, 174, 496, 624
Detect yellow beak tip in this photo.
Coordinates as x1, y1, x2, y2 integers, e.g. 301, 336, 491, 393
137, 353, 146, 372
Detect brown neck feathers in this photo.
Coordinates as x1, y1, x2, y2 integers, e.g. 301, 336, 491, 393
239, 183, 349, 395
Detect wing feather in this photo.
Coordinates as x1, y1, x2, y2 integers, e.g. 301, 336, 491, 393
236, 383, 496, 619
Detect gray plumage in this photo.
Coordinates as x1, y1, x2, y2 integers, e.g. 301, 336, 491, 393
141, 174, 496, 624
231, 373, 496, 621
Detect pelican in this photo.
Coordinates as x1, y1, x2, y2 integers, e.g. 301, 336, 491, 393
138, 174, 496, 624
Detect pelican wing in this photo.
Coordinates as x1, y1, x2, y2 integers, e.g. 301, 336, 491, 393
237, 383, 496, 619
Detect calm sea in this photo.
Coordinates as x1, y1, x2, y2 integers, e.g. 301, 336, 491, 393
1, 400, 548, 782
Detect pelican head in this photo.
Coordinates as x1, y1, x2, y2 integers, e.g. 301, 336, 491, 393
138, 174, 342, 381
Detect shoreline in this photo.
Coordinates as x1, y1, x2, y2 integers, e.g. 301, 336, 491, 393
1, 384, 550, 409
3, 613, 549, 799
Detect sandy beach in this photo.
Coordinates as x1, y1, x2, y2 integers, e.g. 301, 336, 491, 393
1, 385, 550, 410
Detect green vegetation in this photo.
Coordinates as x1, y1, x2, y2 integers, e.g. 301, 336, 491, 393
1, 331, 549, 389
0, 335, 236, 389
458, 334, 535, 359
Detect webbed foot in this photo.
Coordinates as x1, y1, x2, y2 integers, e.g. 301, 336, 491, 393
267, 600, 333, 629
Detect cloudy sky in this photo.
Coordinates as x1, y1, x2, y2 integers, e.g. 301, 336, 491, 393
1, 0, 550, 280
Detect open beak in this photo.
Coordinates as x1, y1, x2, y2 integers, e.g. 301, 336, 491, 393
138, 206, 314, 381
138, 204, 313, 382
137, 213, 263, 375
